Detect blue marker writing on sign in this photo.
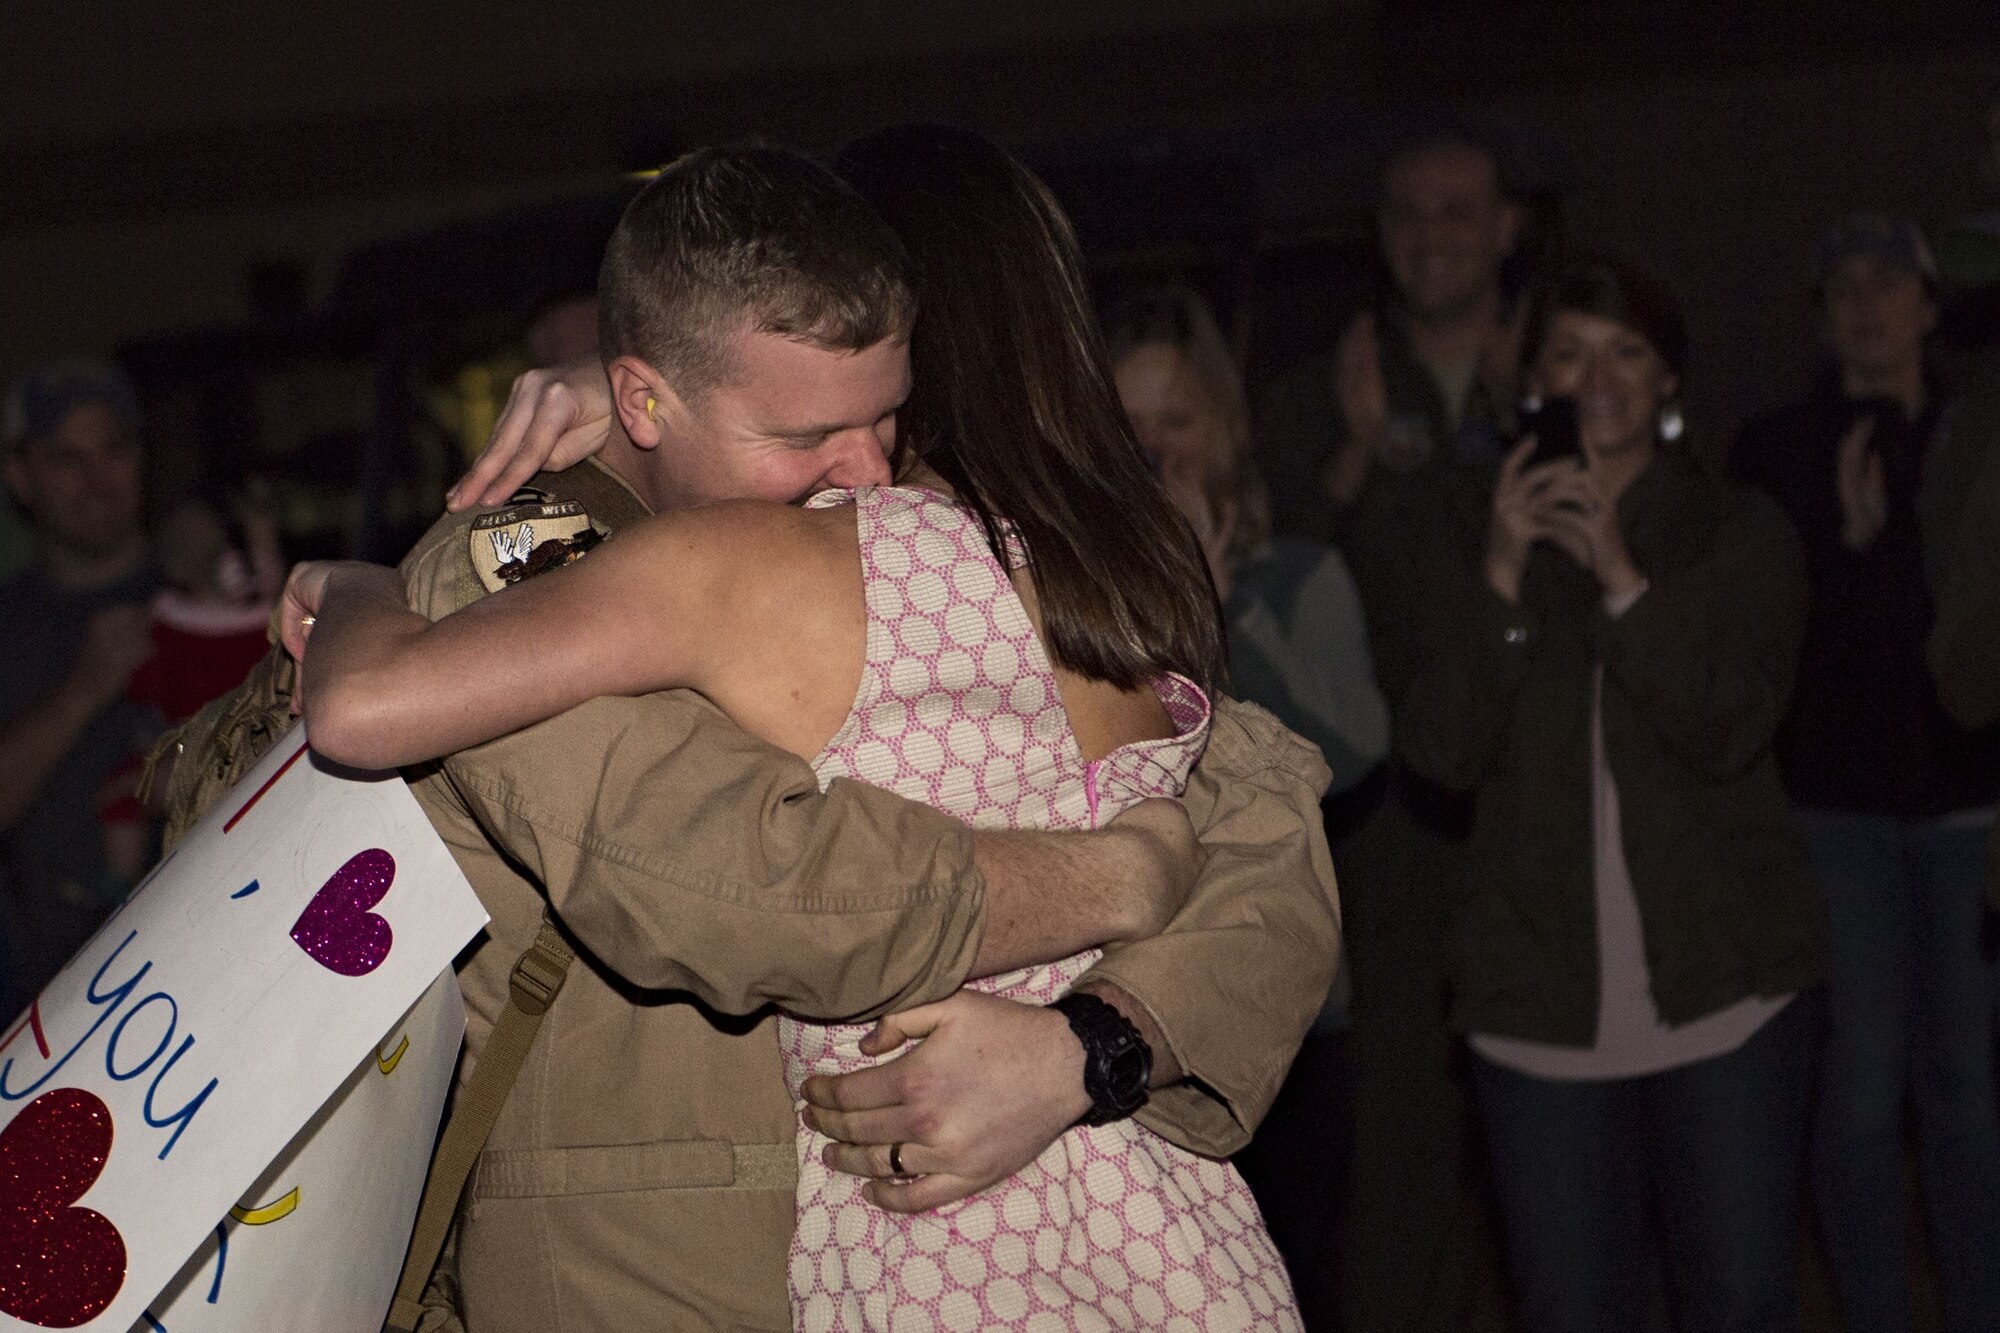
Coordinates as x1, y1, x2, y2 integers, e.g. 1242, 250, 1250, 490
0, 929, 219, 1159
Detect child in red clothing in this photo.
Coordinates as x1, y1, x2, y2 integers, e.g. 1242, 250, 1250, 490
101, 489, 283, 878
130, 493, 282, 719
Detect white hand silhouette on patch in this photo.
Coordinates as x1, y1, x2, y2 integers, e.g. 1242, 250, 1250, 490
489, 522, 535, 565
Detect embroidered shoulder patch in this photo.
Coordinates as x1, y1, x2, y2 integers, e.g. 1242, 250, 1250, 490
468, 500, 598, 593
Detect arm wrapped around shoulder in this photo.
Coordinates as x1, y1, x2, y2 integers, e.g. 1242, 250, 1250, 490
398, 495, 988, 1020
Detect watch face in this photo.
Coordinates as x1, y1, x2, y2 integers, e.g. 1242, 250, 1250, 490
1056, 993, 1151, 1124
1103, 1041, 1149, 1109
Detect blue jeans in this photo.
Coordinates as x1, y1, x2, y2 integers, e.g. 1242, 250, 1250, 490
1800, 808, 2000, 1333
1471, 998, 1813, 1333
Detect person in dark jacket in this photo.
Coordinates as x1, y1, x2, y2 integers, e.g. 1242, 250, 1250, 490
1733, 214, 2000, 1333
1404, 256, 1822, 1333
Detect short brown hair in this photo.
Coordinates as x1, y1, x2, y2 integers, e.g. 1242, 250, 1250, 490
1531, 254, 1688, 382
598, 144, 915, 394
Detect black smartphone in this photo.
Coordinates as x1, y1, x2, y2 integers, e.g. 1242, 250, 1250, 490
1520, 397, 1582, 468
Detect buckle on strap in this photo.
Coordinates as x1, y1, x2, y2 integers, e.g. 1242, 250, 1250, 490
508, 929, 573, 1016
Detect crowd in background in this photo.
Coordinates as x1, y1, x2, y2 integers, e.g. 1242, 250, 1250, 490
1098, 114, 2000, 1333
3, 96, 1999, 1333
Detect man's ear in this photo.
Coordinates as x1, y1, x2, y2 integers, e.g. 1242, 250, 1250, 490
607, 356, 674, 451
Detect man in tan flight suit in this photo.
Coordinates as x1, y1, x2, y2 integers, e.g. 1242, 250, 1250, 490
152, 145, 1339, 1331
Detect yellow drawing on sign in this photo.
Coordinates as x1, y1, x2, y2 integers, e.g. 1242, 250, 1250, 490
230, 1187, 300, 1226
377, 1033, 409, 1076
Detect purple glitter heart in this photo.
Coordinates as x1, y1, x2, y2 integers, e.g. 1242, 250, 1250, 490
289, 849, 395, 977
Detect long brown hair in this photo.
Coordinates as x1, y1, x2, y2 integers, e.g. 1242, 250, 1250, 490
837, 125, 1226, 695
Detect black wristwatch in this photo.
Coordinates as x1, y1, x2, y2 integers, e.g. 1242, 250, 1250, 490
1052, 991, 1152, 1126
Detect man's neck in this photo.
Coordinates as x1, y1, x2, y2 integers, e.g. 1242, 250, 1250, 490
1841, 361, 1927, 418
41, 539, 144, 592
598, 426, 669, 516
1402, 289, 1502, 369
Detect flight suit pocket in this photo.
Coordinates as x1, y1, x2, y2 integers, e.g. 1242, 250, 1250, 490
471, 1138, 797, 1199
460, 1142, 798, 1331
473, 1139, 737, 1199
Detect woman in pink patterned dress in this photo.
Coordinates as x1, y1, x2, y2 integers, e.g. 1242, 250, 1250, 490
287, 126, 1302, 1332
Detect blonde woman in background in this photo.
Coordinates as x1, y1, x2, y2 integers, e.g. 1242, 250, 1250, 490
1107, 288, 1389, 794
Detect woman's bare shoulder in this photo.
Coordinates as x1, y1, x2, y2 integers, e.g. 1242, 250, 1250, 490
618, 500, 862, 654
604, 499, 865, 755
607, 499, 858, 583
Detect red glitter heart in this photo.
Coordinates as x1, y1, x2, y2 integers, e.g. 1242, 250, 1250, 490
0, 1088, 127, 1328
290, 848, 396, 977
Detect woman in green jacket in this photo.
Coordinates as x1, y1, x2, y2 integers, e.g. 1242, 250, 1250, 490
1402, 256, 1823, 1333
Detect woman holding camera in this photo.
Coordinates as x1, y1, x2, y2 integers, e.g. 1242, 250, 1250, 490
1402, 256, 1823, 1333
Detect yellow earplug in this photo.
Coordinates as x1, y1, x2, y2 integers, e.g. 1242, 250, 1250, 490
646, 396, 656, 418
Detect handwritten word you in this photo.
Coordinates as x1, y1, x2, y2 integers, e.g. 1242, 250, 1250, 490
0, 931, 218, 1160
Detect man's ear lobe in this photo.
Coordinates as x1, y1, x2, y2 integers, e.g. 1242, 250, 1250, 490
607, 356, 670, 450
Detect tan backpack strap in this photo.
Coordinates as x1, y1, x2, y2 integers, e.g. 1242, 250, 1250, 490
384, 917, 573, 1333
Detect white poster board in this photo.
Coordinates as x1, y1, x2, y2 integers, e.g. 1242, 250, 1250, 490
135, 971, 463, 1332
0, 727, 486, 1330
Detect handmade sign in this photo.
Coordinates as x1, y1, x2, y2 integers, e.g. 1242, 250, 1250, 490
135, 972, 463, 1332
0, 727, 487, 1330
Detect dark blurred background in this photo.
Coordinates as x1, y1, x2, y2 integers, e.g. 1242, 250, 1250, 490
4, 0, 1996, 556
7, 8, 2000, 1331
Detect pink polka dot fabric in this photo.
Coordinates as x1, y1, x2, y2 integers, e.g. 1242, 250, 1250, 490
778, 486, 1302, 1332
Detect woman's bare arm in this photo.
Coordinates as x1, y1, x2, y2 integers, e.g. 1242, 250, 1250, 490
289, 501, 849, 770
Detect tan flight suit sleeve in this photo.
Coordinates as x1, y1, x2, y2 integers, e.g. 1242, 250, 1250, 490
399, 520, 989, 1023
1084, 696, 1339, 1158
